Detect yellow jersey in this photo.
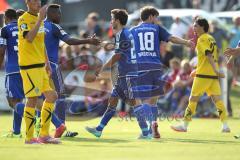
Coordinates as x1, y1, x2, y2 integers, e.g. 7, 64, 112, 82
195, 33, 219, 77
18, 12, 45, 66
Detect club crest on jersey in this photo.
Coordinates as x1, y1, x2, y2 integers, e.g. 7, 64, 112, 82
20, 24, 28, 30
119, 40, 131, 51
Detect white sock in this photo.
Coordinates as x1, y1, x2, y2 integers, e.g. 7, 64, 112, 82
183, 121, 189, 129
222, 122, 229, 129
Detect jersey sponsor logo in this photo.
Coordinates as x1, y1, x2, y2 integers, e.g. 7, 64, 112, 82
38, 26, 45, 33
119, 40, 131, 51
20, 23, 28, 30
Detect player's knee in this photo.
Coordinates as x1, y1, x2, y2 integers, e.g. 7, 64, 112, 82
189, 96, 199, 102
26, 97, 38, 108
45, 91, 58, 103
211, 95, 221, 103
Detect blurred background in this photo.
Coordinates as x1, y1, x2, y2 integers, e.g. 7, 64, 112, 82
1, 0, 240, 119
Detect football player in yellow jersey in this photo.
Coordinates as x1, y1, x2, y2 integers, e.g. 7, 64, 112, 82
171, 18, 230, 133
18, 0, 60, 144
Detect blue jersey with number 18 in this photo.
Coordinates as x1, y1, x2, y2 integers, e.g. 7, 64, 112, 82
0, 21, 19, 74
130, 22, 171, 71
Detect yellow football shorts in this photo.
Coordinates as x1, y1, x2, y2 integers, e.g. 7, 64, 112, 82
191, 77, 221, 97
20, 67, 53, 98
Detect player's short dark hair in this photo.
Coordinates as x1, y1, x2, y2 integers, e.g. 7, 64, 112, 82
111, 9, 128, 26
140, 6, 159, 21
195, 18, 209, 32
48, 4, 61, 10
4, 9, 17, 20
16, 9, 25, 18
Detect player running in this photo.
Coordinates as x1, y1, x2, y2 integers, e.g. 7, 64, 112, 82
18, 0, 59, 144
129, 6, 193, 139
0, 9, 25, 138
85, 9, 137, 138
171, 18, 230, 133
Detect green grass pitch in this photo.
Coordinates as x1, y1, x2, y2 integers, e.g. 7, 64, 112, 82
0, 115, 240, 160
0, 86, 240, 160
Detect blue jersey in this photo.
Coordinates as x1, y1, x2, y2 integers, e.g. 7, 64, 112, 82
130, 23, 171, 71
44, 19, 70, 64
114, 28, 137, 77
0, 21, 19, 74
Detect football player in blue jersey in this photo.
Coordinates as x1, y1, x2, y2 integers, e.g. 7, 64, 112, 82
0, 9, 25, 138
130, 6, 193, 138
38, 4, 101, 138
85, 9, 140, 138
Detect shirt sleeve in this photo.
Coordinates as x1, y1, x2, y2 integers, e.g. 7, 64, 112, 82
0, 27, 7, 46
18, 17, 30, 38
52, 23, 70, 42
158, 25, 171, 42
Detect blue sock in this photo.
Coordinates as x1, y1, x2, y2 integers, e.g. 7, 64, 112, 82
15, 102, 25, 117
55, 99, 66, 123
36, 110, 41, 117
13, 103, 25, 135
96, 107, 116, 131
150, 105, 158, 122
134, 105, 149, 136
170, 97, 178, 112
51, 113, 63, 128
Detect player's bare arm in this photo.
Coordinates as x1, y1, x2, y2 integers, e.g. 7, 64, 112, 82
224, 47, 240, 57
97, 54, 121, 76
0, 46, 6, 67
206, 52, 225, 78
64, 34, 101, 46
25, 5, 48, 42
168, 36, 193, 48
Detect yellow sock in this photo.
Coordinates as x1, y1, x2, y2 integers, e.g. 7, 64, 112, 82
215, 100, 227, 122
24, 107, 35, 141
183, 101, 197, 122
39, 101, 54, 137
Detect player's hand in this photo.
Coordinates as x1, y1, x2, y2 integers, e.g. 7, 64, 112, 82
38, 5, 48, 21
190, 69, 196, 78
45, 62, 52, 76
102, 41, 115, 51
224, 48, 239, 57
217, 71, 225, 78
186, 39, 195, 50
88, 34, 101, 45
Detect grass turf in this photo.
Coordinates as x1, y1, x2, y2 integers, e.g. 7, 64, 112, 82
0, 86, 240, 160
0, 115, 240, 160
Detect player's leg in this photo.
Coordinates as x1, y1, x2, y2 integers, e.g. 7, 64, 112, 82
3, 74, 25, 137
19, 69, 42, 144
208, 79, 230, 132
50, 64, 78, 138
86, 96, 118, 138
141, 96, 160, 138
171, 77, 207, 132
24, 97, 38, 143
211, 95, 230, 132
37, 67, 60, 144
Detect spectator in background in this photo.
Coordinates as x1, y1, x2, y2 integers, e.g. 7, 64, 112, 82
209, 20, 229, 53
159, 42, 174, 68
60, 45, 75, 70
85, 80, 109, 116
167, 58, 181, 84
170, 16, 187, 58
96, 41, 114, 64
229, 17, 240, 85
85, 12, 103, 38
186, 15, 198, 59
170, 59, 193, 115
